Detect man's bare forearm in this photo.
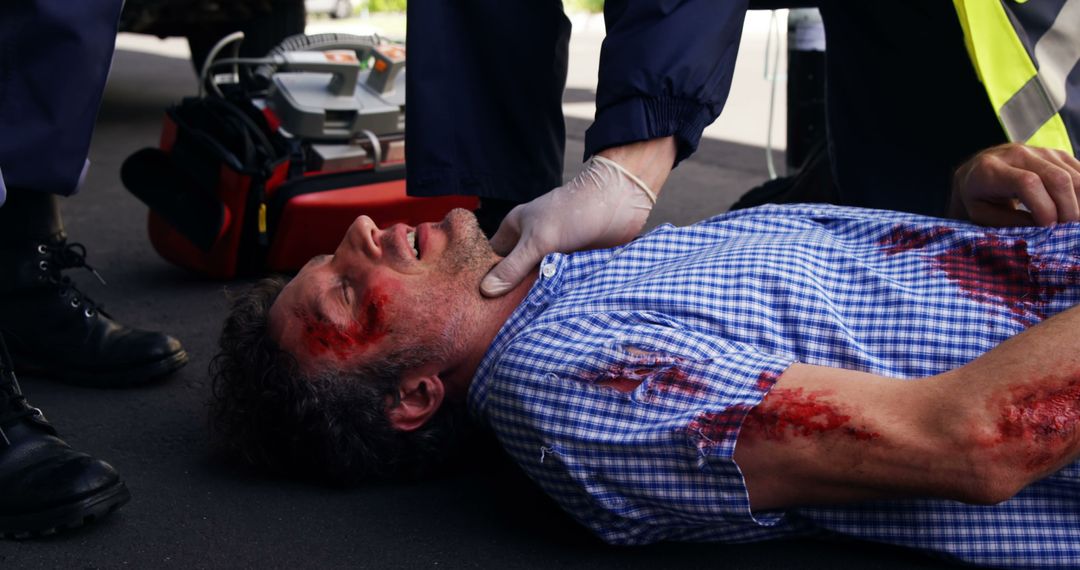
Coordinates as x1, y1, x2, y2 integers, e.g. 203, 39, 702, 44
734, 364, 962, 510
935, 302, 1080, 498
735, 303, 1080, 511
597, 136, 677, 200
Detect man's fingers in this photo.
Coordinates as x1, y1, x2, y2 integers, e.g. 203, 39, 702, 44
1057, 151, 1080, 177
1001, 162, 1059, 226
965, 200, 1036, 228
1017, 151, 1079, 223
487, 206, 524, 256
1044, 151, 1080, 219
954, 143, 1080, 227
480, 239, 543, 298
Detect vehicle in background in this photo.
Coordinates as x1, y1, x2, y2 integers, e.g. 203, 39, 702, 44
120, 0, 307, 73
305, 0, 355, 19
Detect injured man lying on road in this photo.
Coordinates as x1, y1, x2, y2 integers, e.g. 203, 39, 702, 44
211, 204, 1080, 569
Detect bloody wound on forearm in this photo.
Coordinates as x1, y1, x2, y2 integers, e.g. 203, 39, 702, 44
687, 387, 880, 453
742, 387, 882, 442
989, 377, 1080, 471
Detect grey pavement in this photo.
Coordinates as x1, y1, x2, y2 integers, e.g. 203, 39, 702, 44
0, 47, 960, 569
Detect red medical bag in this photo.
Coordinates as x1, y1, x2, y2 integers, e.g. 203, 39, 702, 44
122, 96, 475, 279
124, 34, 477, 278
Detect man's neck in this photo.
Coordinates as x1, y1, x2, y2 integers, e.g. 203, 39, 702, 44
443, 270, 540, 399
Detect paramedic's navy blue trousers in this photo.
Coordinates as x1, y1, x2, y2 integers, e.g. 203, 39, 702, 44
0, 0, 123, 204
405, 0, 571, 203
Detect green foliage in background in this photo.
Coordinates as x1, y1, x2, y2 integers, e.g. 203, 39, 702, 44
564, 0, 604, 13
367, 0, 407, 13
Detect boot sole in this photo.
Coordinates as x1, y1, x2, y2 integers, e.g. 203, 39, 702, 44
15, 350, 190, 388
0, 480, 131, 539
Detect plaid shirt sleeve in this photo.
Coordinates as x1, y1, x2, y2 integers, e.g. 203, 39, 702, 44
480, 312, 798, 545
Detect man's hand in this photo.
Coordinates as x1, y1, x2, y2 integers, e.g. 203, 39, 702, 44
950, 143, 1080, 227
480, 137, 677, 297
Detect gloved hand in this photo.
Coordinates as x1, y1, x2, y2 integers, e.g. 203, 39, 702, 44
480, 155, 659, 297
950, 143, 1080, 227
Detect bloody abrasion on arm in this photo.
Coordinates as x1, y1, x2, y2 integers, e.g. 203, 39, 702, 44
734, 303, 1080, 513
732, 364, 959, 511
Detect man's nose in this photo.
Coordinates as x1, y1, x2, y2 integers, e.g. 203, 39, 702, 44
341, 215, 380, 258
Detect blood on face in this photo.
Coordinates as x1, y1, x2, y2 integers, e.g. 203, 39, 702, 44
296, 288, 391, 360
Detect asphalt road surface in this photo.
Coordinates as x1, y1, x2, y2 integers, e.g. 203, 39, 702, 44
0, 48, 961, 569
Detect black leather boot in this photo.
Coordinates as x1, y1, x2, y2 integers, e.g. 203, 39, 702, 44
0, 334, 130, 538
0, 191, 188, 387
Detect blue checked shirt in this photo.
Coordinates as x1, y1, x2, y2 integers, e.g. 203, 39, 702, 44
468, 204, 1080, 569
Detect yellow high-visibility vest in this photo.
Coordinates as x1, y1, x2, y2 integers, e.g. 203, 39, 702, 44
953, 0, 1078, 155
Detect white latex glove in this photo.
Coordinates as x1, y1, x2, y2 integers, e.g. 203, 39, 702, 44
480, 155, 658, 297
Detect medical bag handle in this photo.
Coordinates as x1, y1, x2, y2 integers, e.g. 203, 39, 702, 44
249, 33, 383, 93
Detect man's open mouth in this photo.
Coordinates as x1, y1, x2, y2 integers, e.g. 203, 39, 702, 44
406, 230, 419, 259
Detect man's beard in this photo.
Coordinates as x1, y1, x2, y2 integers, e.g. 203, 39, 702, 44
438, 209, 495, 275
414, 209, 493, 363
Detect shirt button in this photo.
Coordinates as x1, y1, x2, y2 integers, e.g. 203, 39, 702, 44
541, 263, 556, 278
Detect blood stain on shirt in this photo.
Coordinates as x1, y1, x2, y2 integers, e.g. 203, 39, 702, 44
878, 226, 954, 255
594, 375, 644, 393
756, 370, 780, 392
932, 237, 1052, 322
880, 225, 1080, 324
686, 405, 755, 452
297, 288, 391, 359
742, 387, 881, 442
990, 377, 1080, 471
592, 359, 708, 401
642, 364, 708, 402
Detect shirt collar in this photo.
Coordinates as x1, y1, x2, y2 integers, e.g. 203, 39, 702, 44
466, 226, 681, 419
467, 252, 568, 420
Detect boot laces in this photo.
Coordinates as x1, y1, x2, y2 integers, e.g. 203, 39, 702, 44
0, 334, 49, 444
39, 241, 110, 319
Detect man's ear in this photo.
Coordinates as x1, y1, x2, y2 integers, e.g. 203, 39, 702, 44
386, 373, 445, 432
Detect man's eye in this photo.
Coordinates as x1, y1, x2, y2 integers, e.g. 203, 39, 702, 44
340, 279, 351, 304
